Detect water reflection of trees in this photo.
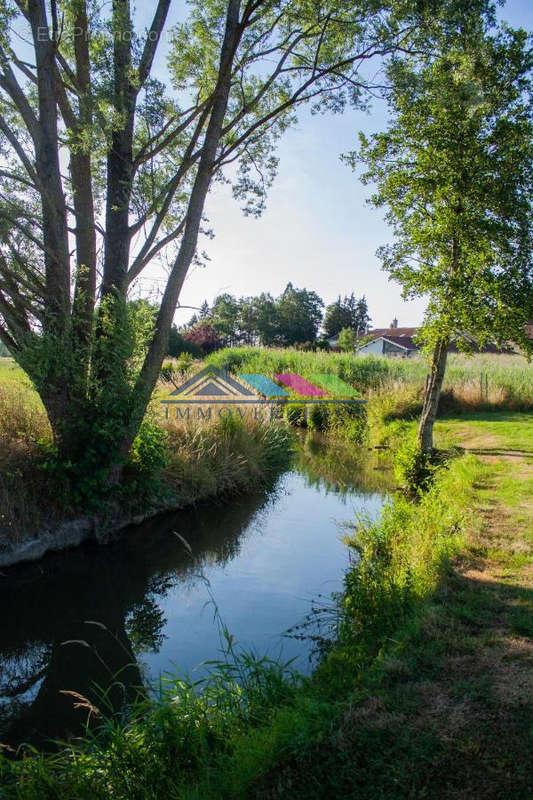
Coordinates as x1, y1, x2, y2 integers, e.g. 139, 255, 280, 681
0, 488, 272, 748
294, 432, 394, 497
0, 443, 387, 748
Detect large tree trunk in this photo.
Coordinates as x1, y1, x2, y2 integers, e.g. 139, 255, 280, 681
27, 0, 71, 330
102, 0, 135, 299
417, 336, 449, 454
70, 1, 97, 379
112, 0, 243, 474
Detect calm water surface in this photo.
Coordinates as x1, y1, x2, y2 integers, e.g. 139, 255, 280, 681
0, 439, 391, 746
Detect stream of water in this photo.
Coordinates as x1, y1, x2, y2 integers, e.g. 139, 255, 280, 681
0, 437, 391, 747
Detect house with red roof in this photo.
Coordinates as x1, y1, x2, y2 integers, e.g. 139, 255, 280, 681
356, 319, 518, 358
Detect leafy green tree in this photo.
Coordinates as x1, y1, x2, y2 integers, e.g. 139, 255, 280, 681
167, 326, 184, 357
208, 293, 241, 344
350, 23, 533, 452
237, 297, 259, 345
354, 296, 372, 336
338, 327, 356, 352
323, 296, 352, 338
250, 293, 280, 346
0, 0, 476, 486
275, 283, 324, 345
323, 293, 371, 337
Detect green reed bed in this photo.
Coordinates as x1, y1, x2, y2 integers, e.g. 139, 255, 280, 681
207, 348, 532, 411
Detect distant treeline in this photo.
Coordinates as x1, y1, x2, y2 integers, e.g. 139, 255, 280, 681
169, 284, 371, 356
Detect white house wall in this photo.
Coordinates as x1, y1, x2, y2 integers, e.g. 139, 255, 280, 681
357, 338, 385, 355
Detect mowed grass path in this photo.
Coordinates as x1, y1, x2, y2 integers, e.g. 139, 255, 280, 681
333, 413, 533, 799
255, 412, 533, 799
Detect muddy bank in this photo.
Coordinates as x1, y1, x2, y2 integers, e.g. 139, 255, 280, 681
0, 503, 175, 568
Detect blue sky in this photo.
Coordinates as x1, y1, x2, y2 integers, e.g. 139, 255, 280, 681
142, 1, 533, 330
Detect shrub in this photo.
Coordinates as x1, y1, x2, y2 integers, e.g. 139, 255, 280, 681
328, 405, 368, 444
167, 325, 202, 358
183, 322, 223, 354
337, 327, 356, 352
175, 353, 195, 374
160, 354, 196, 390
394, 437, 436, 494
129, 420, 168, 477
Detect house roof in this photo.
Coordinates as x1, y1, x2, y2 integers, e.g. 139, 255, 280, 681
381, 335, 419, 350
358, 335, 418, 352
447, 341, 515, 355
366, 327, 418, 338
360, 326, 519, 353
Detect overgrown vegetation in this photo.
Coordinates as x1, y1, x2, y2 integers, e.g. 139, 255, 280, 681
207, 347, 533, 410
4, 414, 531, 798
2, 346, 530, 545
0, 359, 292, 546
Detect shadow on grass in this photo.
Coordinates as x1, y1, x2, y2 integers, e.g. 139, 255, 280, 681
439, 409, 533, 424
466, 448, 533, 459
253, 561, 533, 800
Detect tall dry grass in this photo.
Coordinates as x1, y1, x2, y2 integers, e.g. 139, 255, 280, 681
0, 385, 53, 545
0, 372, 292, 546
161, 413, 292, 504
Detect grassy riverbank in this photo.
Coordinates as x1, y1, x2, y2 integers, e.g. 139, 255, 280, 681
2, 411, 531, 798
0, 357, 292, 549
1, 347, 530, 547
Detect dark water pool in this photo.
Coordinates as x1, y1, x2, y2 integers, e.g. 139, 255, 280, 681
0, 439, 391, 747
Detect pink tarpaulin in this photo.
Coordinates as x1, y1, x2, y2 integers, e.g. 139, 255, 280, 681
274, 373, 325, 396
